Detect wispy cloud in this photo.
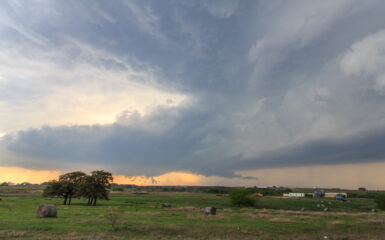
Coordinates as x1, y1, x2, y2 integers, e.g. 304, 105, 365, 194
122, 1, 165, 41
200, 0, 239, 19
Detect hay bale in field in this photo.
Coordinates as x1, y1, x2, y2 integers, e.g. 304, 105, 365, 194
300, 207, 305, 211
162, 203, 170, 208
371, 208, 377, 213
323, 208, 329, 212
204, 206, 216, 215
36, 204, 57, 218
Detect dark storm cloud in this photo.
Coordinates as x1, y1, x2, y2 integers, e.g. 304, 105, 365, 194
2, 0, 385, 178
236, 127, 385, 170
2, 103, 237, 176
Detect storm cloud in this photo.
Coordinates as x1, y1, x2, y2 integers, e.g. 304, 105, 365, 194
2, 0, 385, 178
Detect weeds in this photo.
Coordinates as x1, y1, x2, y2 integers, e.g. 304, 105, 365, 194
106, 210, 120, 232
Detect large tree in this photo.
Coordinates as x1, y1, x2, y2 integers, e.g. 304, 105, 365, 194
59, 171, 87, 205
43, 170, 113, 206
43, 171, 86, 205
79, 170, 113, 206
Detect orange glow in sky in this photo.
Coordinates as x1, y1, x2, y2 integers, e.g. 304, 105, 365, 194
1, 163, 385, 190
0, 167, 255, 186
0, 166, 62, 184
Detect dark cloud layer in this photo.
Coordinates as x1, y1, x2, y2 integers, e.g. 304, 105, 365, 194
237, 127, 385, 170
2, 0, 385, 178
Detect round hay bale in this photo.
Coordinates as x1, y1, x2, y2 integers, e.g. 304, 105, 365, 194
300, 207, 305, 211
323, 208, 329, 212
204, 206, 216, 215
162, 203, 170, 208
36, 204, 57, 218
371, 208, 377, 213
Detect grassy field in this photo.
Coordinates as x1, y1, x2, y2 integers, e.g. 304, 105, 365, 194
0, 188, 384, 239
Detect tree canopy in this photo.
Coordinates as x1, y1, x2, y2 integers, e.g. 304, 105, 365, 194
229, 188, 257, 207
43, 170, 113, 206
79, 170, 113, 206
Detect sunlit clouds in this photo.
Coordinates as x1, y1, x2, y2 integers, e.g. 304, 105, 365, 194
0, 39, 187, 133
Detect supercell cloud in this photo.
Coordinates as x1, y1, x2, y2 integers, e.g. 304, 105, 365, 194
1, 0, 385, 178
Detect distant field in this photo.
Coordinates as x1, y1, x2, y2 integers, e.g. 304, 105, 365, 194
0, 188, 384, 239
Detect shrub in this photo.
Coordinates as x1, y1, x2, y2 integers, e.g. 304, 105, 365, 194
204, 187, 228, 194
375, 193, 385, 210
112, 187, 124, 192
229, 188, 257, 207
348, 191, 377, 199
106, 210, 120, 232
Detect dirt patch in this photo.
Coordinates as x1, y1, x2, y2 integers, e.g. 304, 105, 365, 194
186, 213, 230, 221
329, 220, 344, 225
168, 206, 201, 212
268, 217, 293, 223
73, 219, 105, 225
130, 211, 165, 216
1, 230, 27, 238
222, 209, 233, 213
367, 219, 385, 225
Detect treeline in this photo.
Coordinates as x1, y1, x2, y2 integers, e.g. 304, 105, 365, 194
43, 170, 113, 206
204, 187, 293, 196
347, 191, 380, 199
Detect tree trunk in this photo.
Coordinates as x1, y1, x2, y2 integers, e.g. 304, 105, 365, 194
63, 196, 67, 205
93, 197, 97, 206
69, 196, 72, 205
88, 196, 91, 206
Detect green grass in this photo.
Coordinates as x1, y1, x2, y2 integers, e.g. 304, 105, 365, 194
0, 190, 384, 239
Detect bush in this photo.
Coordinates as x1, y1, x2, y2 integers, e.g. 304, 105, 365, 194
161, 187, 170, 192
112, 187, 124, 192
204, 187, 228, 194
375, 193, 385, 210
229, 188, 257, 207
348, 191, 378, 199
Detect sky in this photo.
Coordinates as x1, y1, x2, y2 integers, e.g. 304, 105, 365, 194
1, 0, 385, 189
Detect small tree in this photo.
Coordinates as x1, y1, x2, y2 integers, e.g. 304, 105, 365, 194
375, 193, 385, 210
229, 188, 257, 207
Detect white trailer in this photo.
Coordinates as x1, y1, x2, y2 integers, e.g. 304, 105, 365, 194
283, 193, 305, 198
